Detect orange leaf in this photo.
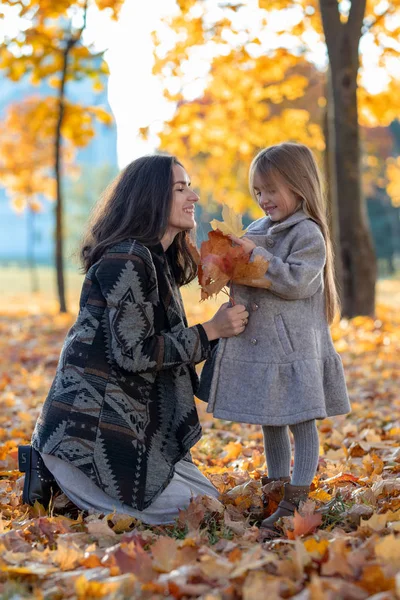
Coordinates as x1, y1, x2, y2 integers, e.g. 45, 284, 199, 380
324, 473, 360, 486
178, 496, 207, 531
232, 253, 270, 288
198, 230, 269, 299
286, 501, 322, 539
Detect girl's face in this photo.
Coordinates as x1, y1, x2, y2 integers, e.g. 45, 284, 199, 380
253, 170, 301, 222
168, 163, 199, 233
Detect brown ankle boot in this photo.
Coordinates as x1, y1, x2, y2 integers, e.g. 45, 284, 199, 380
261, 476, 291, 510
261, 475, 291, 486
261, 483, 310, 529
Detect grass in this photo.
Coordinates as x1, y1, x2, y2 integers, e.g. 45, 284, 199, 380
0, 265, 222, 324
0, 265, 399, 315
0, 265, 84, 313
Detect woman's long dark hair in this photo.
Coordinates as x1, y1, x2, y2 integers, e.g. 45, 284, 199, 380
80, 154, 198, 286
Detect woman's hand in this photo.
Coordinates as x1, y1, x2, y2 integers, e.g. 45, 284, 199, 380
202, 302, 249, 341
228, 235, 256, 254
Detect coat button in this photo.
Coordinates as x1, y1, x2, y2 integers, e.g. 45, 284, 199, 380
266, 238, 275, 248
251, 338, 258, 345
252, 303, 259, 311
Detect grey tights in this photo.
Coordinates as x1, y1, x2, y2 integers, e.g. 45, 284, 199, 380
262, 420, 319, 486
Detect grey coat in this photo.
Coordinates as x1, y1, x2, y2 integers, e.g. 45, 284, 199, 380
203, 210, 351, 426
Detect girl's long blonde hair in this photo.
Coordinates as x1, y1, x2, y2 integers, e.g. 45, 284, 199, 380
249, 142, 340, 323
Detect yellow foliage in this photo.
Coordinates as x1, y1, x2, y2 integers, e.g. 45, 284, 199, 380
35, 0, 75, 19
177, 0, 197, 12
88, 106, 113, 126
0, 97, 65, 208
0, 0, 118, 214
157, 47, 322, 213
152, 0, 400, 214
94, 0, 123, 19
358, 82, 400, 128
0, 96, 112, 211
386, 157, 400, 207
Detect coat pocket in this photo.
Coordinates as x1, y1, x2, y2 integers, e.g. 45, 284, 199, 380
274, 314, 294, 355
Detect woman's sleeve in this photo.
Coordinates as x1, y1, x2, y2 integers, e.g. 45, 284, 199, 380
95, 254, 210, 373
251, 228, 326, 300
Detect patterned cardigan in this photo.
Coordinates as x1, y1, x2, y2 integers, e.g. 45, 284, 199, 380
32, 240, 210, 510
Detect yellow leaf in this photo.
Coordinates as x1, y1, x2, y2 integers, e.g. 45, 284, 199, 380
221, 441, 243, 463
151, 536, 178, 572
303, 538, 329, 558
210, 204, 247, 237
309, 489, 332, 503
359, 512, 388, 532
375, 534, 400, 566
112, 515, 136, 533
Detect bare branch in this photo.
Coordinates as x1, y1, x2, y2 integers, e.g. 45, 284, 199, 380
82, 0, 89, 31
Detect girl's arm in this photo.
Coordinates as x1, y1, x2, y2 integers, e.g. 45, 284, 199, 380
252, 231, 326, 299
95, 253, 210, 374
231, 226, 326, 300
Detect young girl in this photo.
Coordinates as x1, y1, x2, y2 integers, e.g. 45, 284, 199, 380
204, 142, 350, 530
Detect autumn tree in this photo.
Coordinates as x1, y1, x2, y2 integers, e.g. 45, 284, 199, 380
387, 157, 400, 209
0, 96, 111, 292
155, 50, 324, 216
0, 97, 72, 293
0, 0, 122, 312
150, 0, 400, 317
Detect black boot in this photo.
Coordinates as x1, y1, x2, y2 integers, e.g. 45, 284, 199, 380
18, 445, 60, 508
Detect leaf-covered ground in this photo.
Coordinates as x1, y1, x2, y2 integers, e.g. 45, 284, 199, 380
0, 288, 399, 599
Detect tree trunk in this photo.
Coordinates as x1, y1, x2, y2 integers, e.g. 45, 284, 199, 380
323, 79, 343, 298
320, 0, 377, 317
54, 45, 71, 313
27, 206, 39, 294
54, 5, 88, 313
331, 66, 376, 316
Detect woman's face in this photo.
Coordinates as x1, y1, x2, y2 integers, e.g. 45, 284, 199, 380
253, 170, 300, 222
168, 164, 199, 233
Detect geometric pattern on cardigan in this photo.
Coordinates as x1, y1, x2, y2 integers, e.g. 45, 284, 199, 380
32, 240, 210, 510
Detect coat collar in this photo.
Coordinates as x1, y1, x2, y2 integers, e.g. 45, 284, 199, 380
269, 208, 311, 233
147, 242, 166, 263
146, 242, 188, 328
248, 208, 311, 236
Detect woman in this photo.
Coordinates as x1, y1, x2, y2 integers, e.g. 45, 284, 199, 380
19, 155, 249, 524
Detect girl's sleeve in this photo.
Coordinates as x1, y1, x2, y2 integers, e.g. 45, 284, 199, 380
95, 254, 210, 373
251, 227, 326, 300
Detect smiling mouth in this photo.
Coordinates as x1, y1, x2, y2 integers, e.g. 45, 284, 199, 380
183, 208, 195, 214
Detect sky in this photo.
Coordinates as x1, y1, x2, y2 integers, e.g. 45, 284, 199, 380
85, 0, 177, 167
1, 1, 399, 169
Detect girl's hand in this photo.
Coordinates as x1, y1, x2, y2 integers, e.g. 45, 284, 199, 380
229, 235, 256, 254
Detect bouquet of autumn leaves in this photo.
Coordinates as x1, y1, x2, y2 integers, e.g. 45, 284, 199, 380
189, 205, 271, 301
